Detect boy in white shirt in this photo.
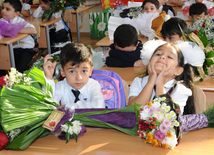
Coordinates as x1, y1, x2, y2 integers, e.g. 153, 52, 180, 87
33, 0, 68, 52
43, 43, 105, 109
1, 0, 36, 73
19, 0, 32, 17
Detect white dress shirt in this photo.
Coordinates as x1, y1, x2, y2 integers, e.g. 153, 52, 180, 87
33, 6, 64, 32
128, 76, 192, 115
47, 78, 105, 109
19, 3, 32, 17
10, 16, 35, 49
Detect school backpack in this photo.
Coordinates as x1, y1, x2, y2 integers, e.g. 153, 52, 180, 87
90, 70, 126, 109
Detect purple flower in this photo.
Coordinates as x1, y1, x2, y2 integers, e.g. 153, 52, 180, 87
154, 130, 165, 141
160, 123, 168, 133
163, 119, 171, 128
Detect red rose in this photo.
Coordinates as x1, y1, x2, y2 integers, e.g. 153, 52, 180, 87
0, 76, 6, 87
49, 121, 56, 127
0, 132, 8, 150
193, 30, 198, 35
202, 23, 205, 28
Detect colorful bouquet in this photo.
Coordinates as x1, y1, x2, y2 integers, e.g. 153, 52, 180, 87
42, 0, 85, 21
137, 94, 181, 149
187, 16, 214, 81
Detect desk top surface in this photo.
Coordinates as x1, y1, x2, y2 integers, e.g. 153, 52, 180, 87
96, 36, 149, 47
1, 127, 214, 155
0, 33, 29, 44
67, 6, 90, 13
24, 16, 62, 26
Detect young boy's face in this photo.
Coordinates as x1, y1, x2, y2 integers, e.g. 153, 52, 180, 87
1, 2, 20, 19
143, 2, 159, 14
39, 0, 50, 11
163, 34, 184, 44
189, 12, 206, 21
115, 44, 137, 52
60, 61, 94, 90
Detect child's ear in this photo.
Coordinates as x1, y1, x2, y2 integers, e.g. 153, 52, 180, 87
15, 11, 20, 17
89, 66, 94, 76
60, 67, 65, 77
175, 67, 183, 76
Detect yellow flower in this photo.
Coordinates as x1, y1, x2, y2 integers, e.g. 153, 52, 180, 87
162, 144, 169, 149
54, 79, 59, 83
146, 101, 153, 108
166, 132, 172, 137
146, 133, 153, 143
152, 138, 159, 147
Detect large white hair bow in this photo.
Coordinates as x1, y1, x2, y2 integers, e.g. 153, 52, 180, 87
141, 39, 167, 65
140, 40, 205, 66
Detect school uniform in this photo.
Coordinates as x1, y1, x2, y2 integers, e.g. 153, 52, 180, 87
159, 5, 175, 17
105, 42, 143, 67
128, 76, 192, 115
47, 78, 105, 109
8, 16, 36, 73
33, 6, 68, 46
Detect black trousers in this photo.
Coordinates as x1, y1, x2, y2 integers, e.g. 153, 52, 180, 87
14, 48, 36, 73
50, 28, 68, 45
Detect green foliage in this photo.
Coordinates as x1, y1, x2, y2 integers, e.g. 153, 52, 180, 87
197, 28, 208, 47
203, 104, 214, 128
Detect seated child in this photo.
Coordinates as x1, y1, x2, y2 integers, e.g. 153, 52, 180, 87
104, 24, 144, 67
158, 0, 175, 17
1, 0, 37, 73
128, 41, 196, 115
43, 43, 105, 109
161, 17, 187, 43
33, 0, 68, 51
183, 0, 213, 11
19, 0, 32, 17
188, 3, 208, 22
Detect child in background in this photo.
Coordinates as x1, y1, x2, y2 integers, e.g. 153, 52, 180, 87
188, 3, 208, 21
128, 42, 195, 115
19, 0, 32, 17
183, 0, 213, 11
158, 0, 175, 17
161, 17, 187, 43
1, 0, 36, 73
33, 0, 68, 51
43, 43, 105, 109
104, 24, 143, 67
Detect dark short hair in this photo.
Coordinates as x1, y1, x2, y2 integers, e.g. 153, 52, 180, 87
141, 0, 159, 10
3, 0, 22, 12
114, 24, 138, 48
60, 43, 92, 68
161, 17, 187, 38
189, 3, 208, 17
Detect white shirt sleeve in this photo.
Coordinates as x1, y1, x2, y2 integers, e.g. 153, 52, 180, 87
22, 3, 31, 10
74, 80, 105, 109
170, 83, 192, 115
128, 77, 145, 98
33, 6, 44, 18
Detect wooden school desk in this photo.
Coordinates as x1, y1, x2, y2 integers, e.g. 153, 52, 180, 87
64, 7, 90, 43
24, 16, 62, 54
96, 35, 149, 52
0, 34, 29, 70
1, 127, 214, 155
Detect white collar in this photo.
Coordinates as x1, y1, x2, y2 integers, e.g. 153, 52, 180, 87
164, 79, 175, 89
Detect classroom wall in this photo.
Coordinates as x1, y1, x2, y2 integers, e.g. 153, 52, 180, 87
80, 4, 103, 32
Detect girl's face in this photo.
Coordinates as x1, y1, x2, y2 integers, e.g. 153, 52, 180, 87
143, 2, 158, 14
39, 0, 50, 11
150, 45, 181, 74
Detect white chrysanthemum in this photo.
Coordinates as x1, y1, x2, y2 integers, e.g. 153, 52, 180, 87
105, 31, 109, 36
72, 120, 82, 126
97, 22, 106, 31
61, 124, 68, 132
174, 120, 180, 127
72, 125, 82, 135
161, 97, 166, 101
161, 103, 167, 109
152, 101, 161, 108
165, 134, 177, 149
166, 113, 171, 119
140, 108, 150, 120
89, 19, 94, 25
165, 106, 170, 112
170, 111, 176, 118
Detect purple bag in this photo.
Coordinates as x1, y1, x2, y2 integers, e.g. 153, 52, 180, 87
90, 70, 126, 108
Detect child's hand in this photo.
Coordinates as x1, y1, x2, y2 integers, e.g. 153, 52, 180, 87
156, 65, 176, 85
148, 62, 157, 85
43, 54, 57, 79
104, 49, 110, 57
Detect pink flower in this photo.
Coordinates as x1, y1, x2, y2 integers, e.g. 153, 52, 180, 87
160, 123, 168, 133
163, 119, 171, 128
154, 130, 165, 141
149, 107, 155, 114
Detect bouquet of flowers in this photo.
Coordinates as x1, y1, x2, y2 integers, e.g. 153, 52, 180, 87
137, 94, 181, 150
187, 16, 214, 81
42, 0, 85, 21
